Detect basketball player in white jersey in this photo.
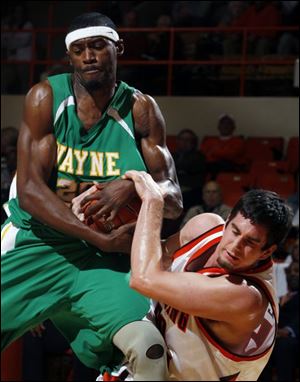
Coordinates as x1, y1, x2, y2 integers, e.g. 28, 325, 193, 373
120, 170, 293, 381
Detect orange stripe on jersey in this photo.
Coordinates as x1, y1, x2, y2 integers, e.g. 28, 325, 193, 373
197, 267, 228, 275
184, 236, 222, 270
242, 257, 273, 274
173, 224, 224, 260
194, 316, 274, 362
193, 272, 277, 362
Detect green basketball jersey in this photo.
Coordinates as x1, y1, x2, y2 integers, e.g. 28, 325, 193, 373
7, 74, 147, 229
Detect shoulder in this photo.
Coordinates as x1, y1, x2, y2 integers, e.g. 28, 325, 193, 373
132, 90, 165, 136
25, 80, 53, 106
132, 90, 161, 115
180, 213, 225, 246
22, 80, 53, 136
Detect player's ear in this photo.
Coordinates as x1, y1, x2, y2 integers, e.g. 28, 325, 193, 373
66, 50, 73, 66
116, 40, 124, 56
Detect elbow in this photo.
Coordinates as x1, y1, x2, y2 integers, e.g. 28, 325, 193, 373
165, 199, 183, 219
18, 185, 35, 214
129, 274, 144, 292
18, 191, 29, 211
130, 274, 152, 297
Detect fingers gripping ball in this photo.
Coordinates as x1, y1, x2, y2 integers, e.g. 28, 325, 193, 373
83, 197, 141, 233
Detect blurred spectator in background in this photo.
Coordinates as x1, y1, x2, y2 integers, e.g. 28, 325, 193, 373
291, 238, 299, 263
120, 9, 145, 58
272, 245, 293, 303
1, 126, 18, 179
117, 9, 147, 89
181, 180, 231, 227
219, 0, 282, 56
272, 227, 298, 304
259, 260, 299, 381
172, 129, 206, 211
1, 2, 33, 94
1, 126, 19, 223
239, 0, 282, 56
23, 320, 97, 381
292, 208, 299, 228
201, 114, 245, 179
133, 1, 172, 27
219, 1, 250, 56
171, 1, 215, 27
287, 173, 299, 227
277, 0, 299, 56
145, 14, 173, 60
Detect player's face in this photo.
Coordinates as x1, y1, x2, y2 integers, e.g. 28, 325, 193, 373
68, 36, 117, 90
217, 212, 275, 271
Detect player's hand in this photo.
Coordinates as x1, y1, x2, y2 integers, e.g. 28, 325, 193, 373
80, 179, 135, 222
123, 171, 164, 203
71, 184, 98, 221
30, 323, 46, 338
102, 222, 136, 254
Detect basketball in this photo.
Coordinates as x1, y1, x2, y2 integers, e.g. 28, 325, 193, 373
83, 197, 141, 233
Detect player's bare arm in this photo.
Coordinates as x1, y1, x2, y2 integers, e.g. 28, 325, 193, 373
125, 170, 270, 349
132, 92, 183, 219
80, 92, 183, 221
161, 213, 225, 269
17, 81, 134, 253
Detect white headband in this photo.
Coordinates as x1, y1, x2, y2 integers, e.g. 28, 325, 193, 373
65, 26, 119, 50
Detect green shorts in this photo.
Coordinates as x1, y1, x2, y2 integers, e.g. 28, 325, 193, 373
1, 218, 149, 369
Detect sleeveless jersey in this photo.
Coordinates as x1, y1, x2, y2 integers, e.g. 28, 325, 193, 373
153, 224, 278, 381
6, 74, 147, 229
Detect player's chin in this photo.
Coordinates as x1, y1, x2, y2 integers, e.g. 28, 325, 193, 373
216, 255, 235, 271
83, 78, 103, 91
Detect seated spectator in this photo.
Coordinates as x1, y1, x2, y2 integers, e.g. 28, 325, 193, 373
272, 245, 293, 303
145, 14, 172, 60
291, 238, 299, 264
117, 9, 147, 89
272, 228, 298, 302
22, 320, 97, 381
220, 0, 282, 56
1, 126, 18, 223
259, 261, 299, 382
292, 208, 299, 227
172, 129, 206, 212
218, 1, 250, 56
277, 0, 299, 56
171, 1, 215, 27
201, 114, 245, 179
1, 2, 33, 94
181, 180, 231, 227
287, 175, 299, 227
120, 9, 146, 59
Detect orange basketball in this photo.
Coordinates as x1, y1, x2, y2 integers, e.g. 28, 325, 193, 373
83, 197, 141, 233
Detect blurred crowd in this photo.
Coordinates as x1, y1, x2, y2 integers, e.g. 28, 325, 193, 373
1, 0, 299, 95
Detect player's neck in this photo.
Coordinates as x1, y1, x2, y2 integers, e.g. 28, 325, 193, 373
205, 249, 219, 268
73, 79, 117, 112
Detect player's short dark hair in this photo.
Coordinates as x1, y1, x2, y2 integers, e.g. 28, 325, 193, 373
227, 189, 293, 250
68, 12, 117, 33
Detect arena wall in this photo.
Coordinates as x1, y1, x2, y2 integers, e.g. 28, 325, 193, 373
1, 96, 298, 142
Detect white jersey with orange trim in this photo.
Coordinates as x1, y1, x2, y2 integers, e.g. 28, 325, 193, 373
151, 224, 279, 381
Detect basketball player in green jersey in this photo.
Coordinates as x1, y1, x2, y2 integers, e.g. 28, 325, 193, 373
1, 12, 183, 379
